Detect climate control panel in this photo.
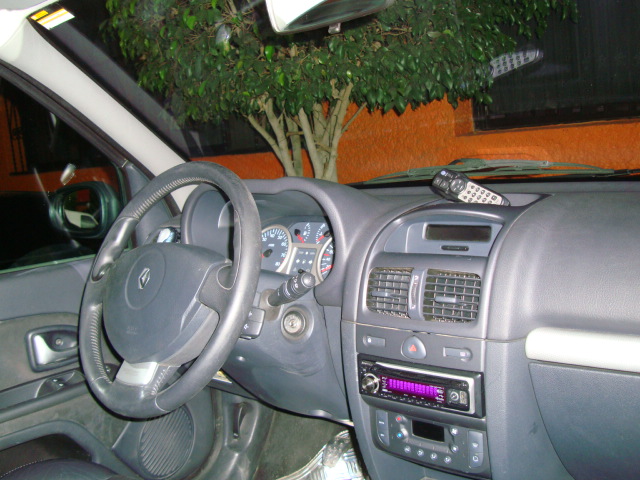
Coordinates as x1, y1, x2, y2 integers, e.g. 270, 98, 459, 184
373, 409, 490, 478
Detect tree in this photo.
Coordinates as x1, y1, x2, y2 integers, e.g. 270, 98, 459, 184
107, 0, 576, 181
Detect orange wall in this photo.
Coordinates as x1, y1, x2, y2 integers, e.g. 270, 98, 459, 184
0, 167, 119, 193
200, 100, 640, 183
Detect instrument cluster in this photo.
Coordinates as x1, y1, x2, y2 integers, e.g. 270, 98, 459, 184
261, 221, 334, 283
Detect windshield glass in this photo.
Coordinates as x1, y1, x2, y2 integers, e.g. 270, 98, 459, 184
30, 0, 640, 185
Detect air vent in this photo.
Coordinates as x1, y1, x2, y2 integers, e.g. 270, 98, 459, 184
367, 267, 412, 318
423, 269, 481, 323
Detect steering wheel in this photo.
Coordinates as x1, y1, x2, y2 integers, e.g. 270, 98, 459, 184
79, 162, 261, 419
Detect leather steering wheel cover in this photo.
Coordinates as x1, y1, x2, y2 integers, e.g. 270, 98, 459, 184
79, 162, 261, 418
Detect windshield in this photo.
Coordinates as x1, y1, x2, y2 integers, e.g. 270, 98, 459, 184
28, 0, 640, 185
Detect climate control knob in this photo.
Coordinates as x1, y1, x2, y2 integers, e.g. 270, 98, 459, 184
361, 373, 380, 394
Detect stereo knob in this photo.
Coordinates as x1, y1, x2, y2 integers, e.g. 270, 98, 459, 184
361, 373, 380, 394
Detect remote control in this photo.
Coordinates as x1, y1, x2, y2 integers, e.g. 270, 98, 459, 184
432, 169, 510, 206
490, 49, 543, 79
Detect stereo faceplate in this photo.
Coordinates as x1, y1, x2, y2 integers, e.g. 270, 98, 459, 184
359, 357, 483, 417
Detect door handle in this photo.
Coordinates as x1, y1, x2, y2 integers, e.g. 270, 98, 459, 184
26, 325, 78, 372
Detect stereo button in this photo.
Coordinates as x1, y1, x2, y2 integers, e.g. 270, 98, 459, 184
401, 336, 427, 359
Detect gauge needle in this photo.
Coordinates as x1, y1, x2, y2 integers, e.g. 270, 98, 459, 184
321, 265, 333, 272
263, 249, 272, 258
294, 229, 305, 242
317, 231, 331, 243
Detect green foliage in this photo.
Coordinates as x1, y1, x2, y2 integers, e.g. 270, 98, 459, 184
106, 0, 576, 124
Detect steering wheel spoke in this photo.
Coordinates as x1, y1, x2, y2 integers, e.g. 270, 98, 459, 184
199, 262, 236, 313
79, 162, 261, 419
115, 361, 178, 396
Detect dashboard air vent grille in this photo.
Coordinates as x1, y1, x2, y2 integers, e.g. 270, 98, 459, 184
367, 267, 413, 318
423, 269, 481, 323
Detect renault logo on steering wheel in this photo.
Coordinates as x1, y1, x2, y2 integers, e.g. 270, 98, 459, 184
138, 268, 151, 290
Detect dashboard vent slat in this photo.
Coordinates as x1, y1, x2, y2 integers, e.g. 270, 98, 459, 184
367, 267, 413, 318
423, 269, 481, 323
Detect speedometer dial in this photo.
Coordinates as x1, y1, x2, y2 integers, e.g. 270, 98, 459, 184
318, 240, 334, 278
261, 225, 291, 272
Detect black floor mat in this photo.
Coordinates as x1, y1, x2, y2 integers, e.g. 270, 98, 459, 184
252, 411, 344, 480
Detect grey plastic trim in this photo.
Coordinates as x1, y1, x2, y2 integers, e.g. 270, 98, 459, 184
484, 340, 572, 480
384, 215, 503, 257
529, 362, 640, 480
0, 382, 86, 424
487, 192, 640, 341
526, 328, 640, 373
0, 259, 90, 321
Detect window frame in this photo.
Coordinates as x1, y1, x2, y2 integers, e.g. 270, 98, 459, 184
0, 60, 175, 273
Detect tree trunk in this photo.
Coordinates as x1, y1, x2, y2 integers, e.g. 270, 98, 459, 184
244, 86, 364, 181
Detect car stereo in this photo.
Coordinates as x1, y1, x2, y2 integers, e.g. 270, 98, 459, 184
358, 357, 483, 417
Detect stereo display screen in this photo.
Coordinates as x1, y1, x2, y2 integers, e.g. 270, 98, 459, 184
382, 375, 445, 403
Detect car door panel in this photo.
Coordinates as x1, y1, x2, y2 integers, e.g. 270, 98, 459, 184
0, 259, 91, 393
0, 312, 78, 393
0, 259, 89, 321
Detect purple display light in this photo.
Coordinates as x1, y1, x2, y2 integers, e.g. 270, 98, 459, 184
385, 376, 443, 402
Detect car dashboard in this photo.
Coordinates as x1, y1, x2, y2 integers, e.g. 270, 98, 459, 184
179, 176, 640, 480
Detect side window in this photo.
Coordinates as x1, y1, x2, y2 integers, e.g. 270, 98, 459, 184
0, 77, 123, 271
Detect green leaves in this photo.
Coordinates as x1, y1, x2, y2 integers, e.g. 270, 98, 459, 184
106, 0, 576, 124
264, 45, 274, 62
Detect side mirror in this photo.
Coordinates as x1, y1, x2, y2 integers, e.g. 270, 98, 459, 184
265, 0, 395, 34
49, 182, 121, 239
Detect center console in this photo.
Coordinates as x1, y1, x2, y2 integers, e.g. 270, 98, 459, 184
353, 205, 513, 479
355, 331, 490, 479
360, 357, 488, 477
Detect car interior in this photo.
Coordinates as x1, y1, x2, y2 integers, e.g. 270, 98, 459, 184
0, 1, 639, 480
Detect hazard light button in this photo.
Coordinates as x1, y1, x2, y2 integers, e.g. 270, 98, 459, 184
401, 336, 427, 360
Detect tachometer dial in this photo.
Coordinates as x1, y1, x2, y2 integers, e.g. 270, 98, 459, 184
261, 225, 291, 272
318, 240, 334, 279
